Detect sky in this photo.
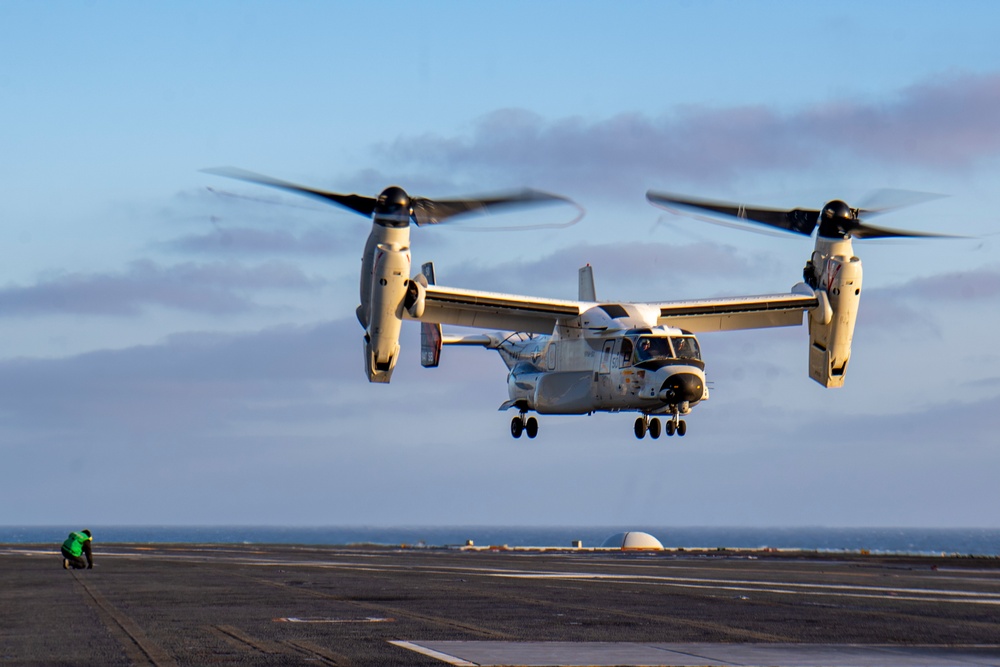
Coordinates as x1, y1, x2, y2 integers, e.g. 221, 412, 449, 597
2, 1, 1000, 529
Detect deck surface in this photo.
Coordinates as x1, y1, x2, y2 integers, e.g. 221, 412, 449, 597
2, 544, 999, 666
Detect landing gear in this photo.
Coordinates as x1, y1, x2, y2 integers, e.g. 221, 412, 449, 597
634, 415, 662, 439
664, 405, 687, 437
511, 413, 538, 439
637, 411, 687, 438
664, 415, 686, 437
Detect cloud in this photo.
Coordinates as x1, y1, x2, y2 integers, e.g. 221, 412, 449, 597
378, 72, 1000, 194
890, 266, 1000, 301
163, 226, 345, 256
800, 74, 1000, 166
0, 317, 496, 436
157, 186, 369, 258
0, 260, 324, 317
857, 265, 1000, 334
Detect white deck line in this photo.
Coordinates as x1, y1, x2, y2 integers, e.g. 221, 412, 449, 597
388, 641, 477, 666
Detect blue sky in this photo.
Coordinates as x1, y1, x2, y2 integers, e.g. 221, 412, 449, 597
2, 1, 1000, 528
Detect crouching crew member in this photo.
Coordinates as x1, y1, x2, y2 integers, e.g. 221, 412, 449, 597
61, 529, 93, 570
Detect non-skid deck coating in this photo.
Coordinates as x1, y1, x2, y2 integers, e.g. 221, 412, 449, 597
2, 544, 999, 666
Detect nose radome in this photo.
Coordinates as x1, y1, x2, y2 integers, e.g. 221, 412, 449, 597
660, 372, 703, 403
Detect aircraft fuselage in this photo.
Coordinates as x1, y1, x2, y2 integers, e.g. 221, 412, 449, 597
495, 311, 708, 417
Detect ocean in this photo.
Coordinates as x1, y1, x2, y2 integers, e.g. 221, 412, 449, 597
4, 526, 1000, 556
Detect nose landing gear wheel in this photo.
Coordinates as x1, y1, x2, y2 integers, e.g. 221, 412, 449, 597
525, 417, 538, 439
511, 416, 524, 438
634, 417, 647, 439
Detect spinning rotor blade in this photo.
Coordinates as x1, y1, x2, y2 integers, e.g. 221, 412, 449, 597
410, 189, 575, 226
202, 167, 376, 217
646, 192, 818, 236
856, 188, 948, 217
647, 190, 956, 240
841, 221, 956, 240
205, 167, 576, 228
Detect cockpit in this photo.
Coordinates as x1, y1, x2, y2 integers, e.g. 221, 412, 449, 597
631, 334, 702, 363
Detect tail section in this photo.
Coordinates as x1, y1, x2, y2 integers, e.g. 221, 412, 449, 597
578, 264, 596, 301
804, 238, 863, 387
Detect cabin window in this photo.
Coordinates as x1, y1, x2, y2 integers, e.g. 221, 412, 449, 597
599, 340, 615, 374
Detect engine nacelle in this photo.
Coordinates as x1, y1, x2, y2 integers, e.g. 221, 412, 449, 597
807, 239, 863, 388
365, 242, 410, 383
404, 276, 426, 319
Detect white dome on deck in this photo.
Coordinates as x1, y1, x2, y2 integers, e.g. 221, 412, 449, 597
601, 531, 664, 551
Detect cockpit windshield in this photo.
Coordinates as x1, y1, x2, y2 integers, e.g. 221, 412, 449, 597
634, 336, 673, 362
633, 335, 701, 362
671, 335, 701, 360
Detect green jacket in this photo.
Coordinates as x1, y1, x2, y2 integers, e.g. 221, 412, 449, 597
62, 532, 92, 558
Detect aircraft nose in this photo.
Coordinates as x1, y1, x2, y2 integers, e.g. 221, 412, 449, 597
659, 372, 704, 404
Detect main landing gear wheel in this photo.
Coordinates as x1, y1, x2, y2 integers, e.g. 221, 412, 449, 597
511, 413, 538, 439
635, 415, 661, 440
677, 419, 687, 436
666, 420, 676, 436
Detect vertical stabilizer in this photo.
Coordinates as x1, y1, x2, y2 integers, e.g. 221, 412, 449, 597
420, 262, 443, 367
578, 264, 596, 301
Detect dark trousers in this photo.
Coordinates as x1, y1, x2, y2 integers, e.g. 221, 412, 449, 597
61, 547, 88, 569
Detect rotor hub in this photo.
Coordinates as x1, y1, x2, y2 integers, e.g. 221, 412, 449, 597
375, 186, 412, 225
819, 200, 856, 238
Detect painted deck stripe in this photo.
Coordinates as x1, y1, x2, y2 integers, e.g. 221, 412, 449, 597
389, 641, 477, 666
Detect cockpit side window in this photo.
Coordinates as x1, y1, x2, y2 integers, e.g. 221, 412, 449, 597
620, 338, 633, 367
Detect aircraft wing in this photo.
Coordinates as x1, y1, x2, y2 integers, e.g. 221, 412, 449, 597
652, 291, 819, 332
410, 284, 585, 334
408, 280, 819, 334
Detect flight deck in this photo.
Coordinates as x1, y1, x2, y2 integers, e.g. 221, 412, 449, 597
2, 544, 999, 666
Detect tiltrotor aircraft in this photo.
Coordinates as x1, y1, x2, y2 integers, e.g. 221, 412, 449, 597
206, 169, 945, 439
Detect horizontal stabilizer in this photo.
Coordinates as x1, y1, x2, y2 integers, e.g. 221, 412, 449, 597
443, 334, 495, 346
